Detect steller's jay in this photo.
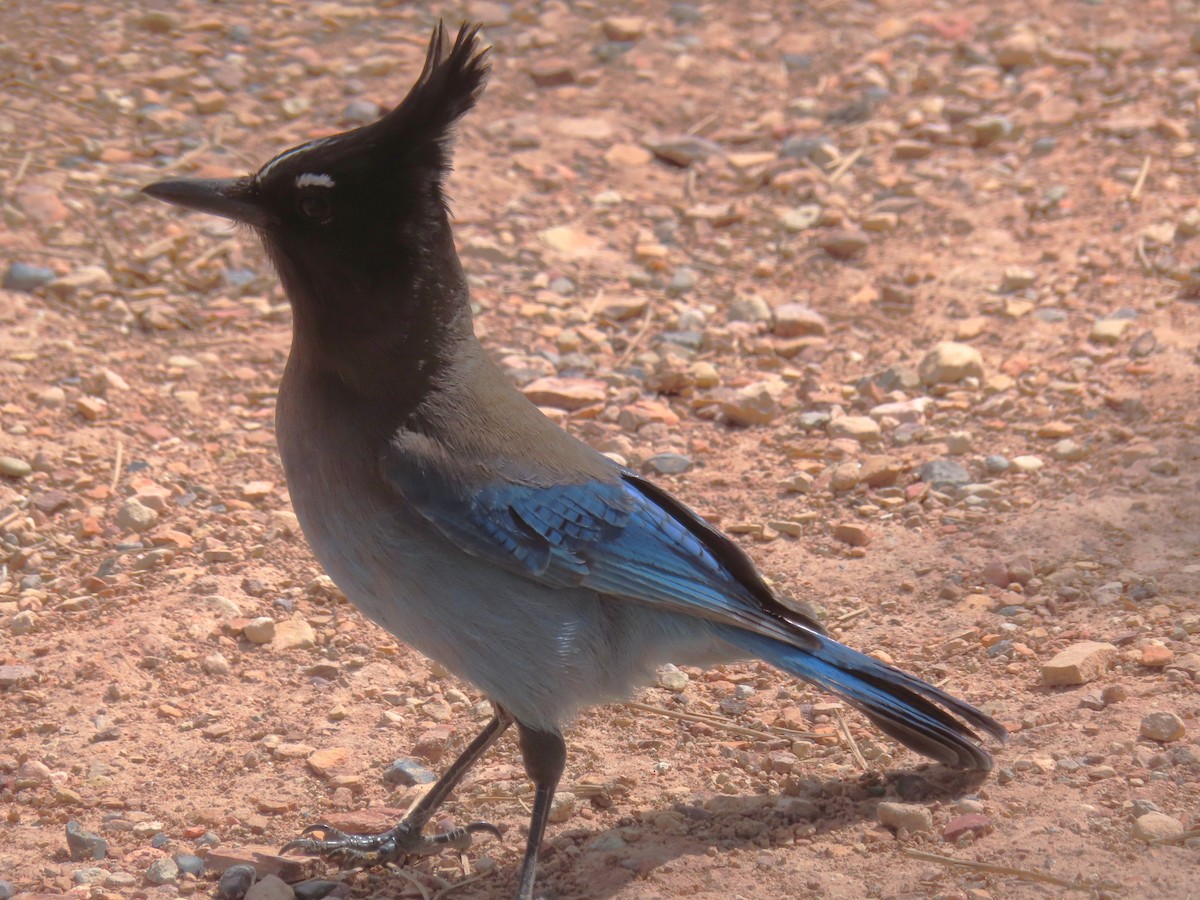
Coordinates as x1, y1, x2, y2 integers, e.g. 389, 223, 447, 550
143, 22, 1005, 900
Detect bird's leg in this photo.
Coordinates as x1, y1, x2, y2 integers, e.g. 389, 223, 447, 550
513, 722, 567, 900
281, 709, 513, 868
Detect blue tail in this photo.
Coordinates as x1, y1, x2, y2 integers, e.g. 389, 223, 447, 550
723, 627, 1006, 770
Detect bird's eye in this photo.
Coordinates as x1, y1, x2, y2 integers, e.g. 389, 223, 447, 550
299, 194, 332, 222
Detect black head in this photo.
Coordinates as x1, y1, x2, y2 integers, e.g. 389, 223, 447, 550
143, 22, 490, 367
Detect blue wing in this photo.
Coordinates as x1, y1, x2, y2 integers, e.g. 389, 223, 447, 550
384, 450, 818, 646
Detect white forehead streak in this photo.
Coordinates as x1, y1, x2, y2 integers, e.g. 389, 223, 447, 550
258, 135, 338, 180
296, 173, 335, 189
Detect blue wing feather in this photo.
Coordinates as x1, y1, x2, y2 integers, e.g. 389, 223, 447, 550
385, 456, 803, 640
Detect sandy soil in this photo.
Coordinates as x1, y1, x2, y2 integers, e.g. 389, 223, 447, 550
1, 2, 1199, 898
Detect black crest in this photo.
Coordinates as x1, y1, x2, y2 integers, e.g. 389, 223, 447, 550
377, 22, 491, 172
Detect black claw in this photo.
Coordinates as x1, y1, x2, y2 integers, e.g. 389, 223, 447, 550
464, 821, 503, 842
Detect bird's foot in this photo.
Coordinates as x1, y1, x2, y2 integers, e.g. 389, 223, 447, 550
280, 819, 501, 869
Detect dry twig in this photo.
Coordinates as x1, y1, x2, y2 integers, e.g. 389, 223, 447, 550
903, 848, 1099, 891
834, 706, 869, 771
1129, 154, 1151, 202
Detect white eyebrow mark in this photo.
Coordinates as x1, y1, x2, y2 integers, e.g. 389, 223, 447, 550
296, 173, 335, 189
258, 135, 339, 180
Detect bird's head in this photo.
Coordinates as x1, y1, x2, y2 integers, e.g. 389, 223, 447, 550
143, 22, 490, 349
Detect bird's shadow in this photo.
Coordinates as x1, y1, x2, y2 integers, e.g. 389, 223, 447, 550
372, 765, 989, 899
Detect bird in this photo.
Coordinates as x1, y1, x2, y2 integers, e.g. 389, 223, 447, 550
142, 21, 1005, 900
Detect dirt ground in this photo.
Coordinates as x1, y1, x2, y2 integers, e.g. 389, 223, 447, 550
2, 1, 1199, 898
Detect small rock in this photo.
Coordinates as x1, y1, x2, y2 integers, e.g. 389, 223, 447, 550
832, 523, 870, 547
243, 617, 276, 644
145, 857, 179, 885
174, 853, 205, 876
1011, 455, 1044, 473
3, 262, 57, 292
272, 618, 316, 651
995, 30, 1038, 68
602, 16, 645, 41
292, 881, 341, 900
657, 666, 689, 692
1131, 812, 1184, 843
245, 874, 295, 900
646, 134, 724, 167
1140, 711, 1186, 743
547, 791, 576, 823
918, 459, 970, 489
0, 880, 13, 900
383, 758, 438, 787
1042, 641, 1117, 686
0, 456, 32, 478
999, 266, 1036, 293
218, 864, 258, 900
919, 341, 984, 385
202, 653, 231, 677
66, 820, 107, 861
876, 801, 932, 833
1091, 318, 1131, 344
646, 453, 692, 475
719, 378, 786, 427
943, 813, 990, 842
828, 416, 881, 444
1140, 645, 1174, 668
772, 304, 828, 337
117, 499, 158, 532
1050, 439, 1086, 462
522, 377, 606, 411
307, 747, 349, 777
818, 229, 869, 260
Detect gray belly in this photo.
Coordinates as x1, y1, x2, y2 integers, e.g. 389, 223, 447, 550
285, 461, 733, 730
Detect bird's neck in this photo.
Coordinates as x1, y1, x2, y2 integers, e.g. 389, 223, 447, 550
278, 219, 476, 411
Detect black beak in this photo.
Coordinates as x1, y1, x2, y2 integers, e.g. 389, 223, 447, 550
141, 176, 273, 228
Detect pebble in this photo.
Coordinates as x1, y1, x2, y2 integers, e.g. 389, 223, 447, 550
293, 881, 341, 900
65, 820, 107, 861
646, 453, 692, 475
602, 16, 645, 41
1090, 318, 1131, 344
547, 791, 576, 823
3, 262, 56, 292
245, 874, 296, 900
1050, 439, 1086, 462
657, 665, 689, 692
985, 454, 1010, 473
876, 801, 932, 833
116, 499, 158, 532
818, 230, 869, 260
0, 881, 12, 900
719, 378, 786, 427
202, 653, 231, 676
918, 459, 970, 488
0, 456, 32, 477
174, 853, 205, 876
919, 341, 984, 385
999, 266, 1037, 292
832, 522, 870, 547
383, 758, 437, 787
1010, 455, 1044, 473
145, 857, 179, 885
1041, 641, 1116, 686
1131, 811, 1184, 843
943, 813, 991, 842
1140, 712, 1186, 743
272, 618, 316, 651
828, 416, 881, 444
646, 134, 724, 167
521, 377, 606, 410
772, 303, 828, 337
243, 617, 276, 644
306, 747, 349, 777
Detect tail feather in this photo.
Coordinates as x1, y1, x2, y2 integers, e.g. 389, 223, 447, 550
724, 628, 1006, 771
